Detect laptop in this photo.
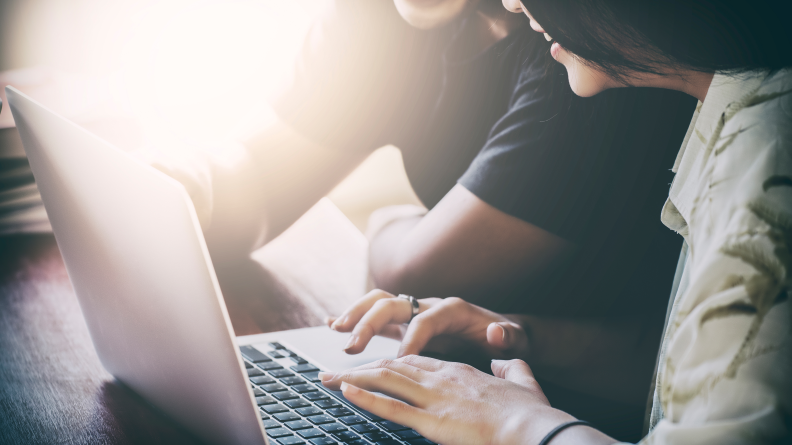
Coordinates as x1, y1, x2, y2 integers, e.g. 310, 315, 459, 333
5, 87, 433, 445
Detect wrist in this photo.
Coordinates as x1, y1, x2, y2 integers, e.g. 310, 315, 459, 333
498, 406, 575, 445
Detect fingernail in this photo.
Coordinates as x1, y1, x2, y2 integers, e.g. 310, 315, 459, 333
500, 324, 509, 344
340, 382, 359, 395
332, 316, 347, 330
344, 334, 358, 350
318, 371, 336, 382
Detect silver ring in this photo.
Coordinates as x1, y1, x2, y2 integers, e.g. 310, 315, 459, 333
397, 294, 420, 323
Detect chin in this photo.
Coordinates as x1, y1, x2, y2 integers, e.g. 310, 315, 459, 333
561, 59, 610, 97
568, 75, 607, 97
393, 0, 472, 29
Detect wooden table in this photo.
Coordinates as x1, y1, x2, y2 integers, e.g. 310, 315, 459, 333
0, 200, 370, 444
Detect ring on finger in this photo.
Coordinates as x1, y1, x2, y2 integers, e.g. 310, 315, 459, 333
396, 294, 420, 323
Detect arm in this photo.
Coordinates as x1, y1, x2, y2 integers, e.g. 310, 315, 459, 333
369, 184, 576, 306
200, 118, 371, 262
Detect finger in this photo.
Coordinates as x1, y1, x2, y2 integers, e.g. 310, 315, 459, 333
486, 322, 530, 354
398, 298, 468, 357
396, 354, 449, 372
321, 358, 427, 385
319, 368, 428, 407
491, 359, 536, 388
378, 324, 406, 341
345, 297, 414, 354
330, 289, 394, 332
340, 382, 429, 434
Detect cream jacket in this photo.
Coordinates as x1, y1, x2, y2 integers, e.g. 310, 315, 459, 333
642, 70, 792, 444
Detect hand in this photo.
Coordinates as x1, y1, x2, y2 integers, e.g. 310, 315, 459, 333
325, 289, 530, 359
319, 356, 608, 445
131, 146, 216, 229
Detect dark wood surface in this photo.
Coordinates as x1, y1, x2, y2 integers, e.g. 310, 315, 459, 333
0, 201, 369, 444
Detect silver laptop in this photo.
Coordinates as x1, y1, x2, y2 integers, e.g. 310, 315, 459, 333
5, 87, 431, 445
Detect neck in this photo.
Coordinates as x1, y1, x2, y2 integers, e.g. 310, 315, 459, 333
636, 70, 715, 103
676, 71, 715, 103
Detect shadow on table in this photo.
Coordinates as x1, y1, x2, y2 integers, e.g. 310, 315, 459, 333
94, 380, 206, 444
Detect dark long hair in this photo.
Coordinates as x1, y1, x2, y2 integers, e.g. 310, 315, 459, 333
520, 0, 792, 82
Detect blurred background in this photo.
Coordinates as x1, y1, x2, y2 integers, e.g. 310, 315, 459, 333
0, 0, 422, 234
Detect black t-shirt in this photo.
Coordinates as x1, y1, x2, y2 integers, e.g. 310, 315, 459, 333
273, 0, 696, 318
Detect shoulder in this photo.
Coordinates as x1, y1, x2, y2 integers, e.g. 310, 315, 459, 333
728, 69, 792, 139
713, 71, 792, 205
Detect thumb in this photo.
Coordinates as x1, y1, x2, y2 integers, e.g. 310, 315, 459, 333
486, 322, 529, 354
491, 359, 536, 388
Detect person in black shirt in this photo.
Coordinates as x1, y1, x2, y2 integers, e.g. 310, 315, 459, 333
159, 1, 694, 440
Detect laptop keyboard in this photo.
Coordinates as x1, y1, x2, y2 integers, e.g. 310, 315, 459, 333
240, 343, 435, 445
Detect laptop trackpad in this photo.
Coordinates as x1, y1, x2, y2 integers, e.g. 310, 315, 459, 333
265, 326, 401, 373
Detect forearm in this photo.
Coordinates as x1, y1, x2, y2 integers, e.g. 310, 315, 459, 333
368, 186, 575, 306
368, 215, 424, 291
204, 119, 371, 262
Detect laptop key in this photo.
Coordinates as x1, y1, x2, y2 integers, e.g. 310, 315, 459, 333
245, 361, 253, 368
285, 398, 312, 409
269, 342, 286, 349
267, 428, 294, 438
253, 387, 267, 397
274, 391, 300, 401
270, 369, 295, 378
269, 350, 285, 359
274, 412, 302, 423
256, 396, 278, 405
362, 431, 390, 441
262, 418, 282, 429
319, 423, 347, 433
332, 431, 360, 442
296, 406, 323, 417
263, 404, 290, 414
251, 375, 276, 385
307, 415, 336, 425
314, 399, 341, 409
240, 345, 272, 362
309, 438, 338, 445
394, 430, 421, 440
290, 355, 308, 365
326, 407, 354, 418
259, 362, 285, 371
248, 368, 264, 377
277, 437, 306, 445
302, 372, 322, 383
372, 440, 400, 445
338, 416, 366, 426
351, 423, 379, 433
292, 384, 317, 394
260, 409, 270, 419
286, 420, 314, 431
297, 428, 326, 439
380, 421, 409, 432
262, 383, 289, 393
406, 439, 435, 445
280, 376, 305, 386
291, 364, 320, 373
303, 392, 329, 401
346, 441, 367, 445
